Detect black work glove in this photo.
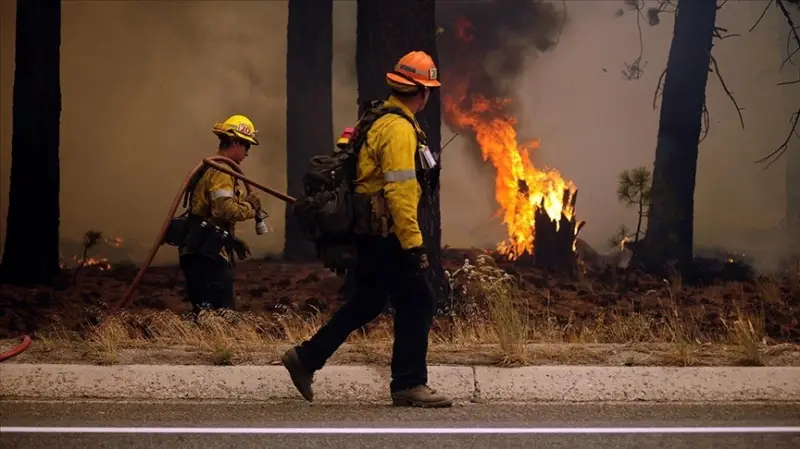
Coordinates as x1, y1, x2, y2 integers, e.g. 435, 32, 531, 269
232, 237, 252, 260
405, 246, 430, 273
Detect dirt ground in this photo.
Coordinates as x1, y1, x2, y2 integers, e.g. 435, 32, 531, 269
0, 247, 798, 343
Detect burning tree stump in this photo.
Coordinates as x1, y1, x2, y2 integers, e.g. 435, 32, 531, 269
533, 189, 584, 274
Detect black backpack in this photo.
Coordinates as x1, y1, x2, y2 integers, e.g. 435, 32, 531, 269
291, 100, 418, 271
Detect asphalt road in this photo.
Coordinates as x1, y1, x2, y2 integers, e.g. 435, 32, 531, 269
1, 400, 799, 449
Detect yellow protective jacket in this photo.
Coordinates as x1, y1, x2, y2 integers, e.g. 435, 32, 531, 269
353, 95, 424, 250
182, 164, 256, 259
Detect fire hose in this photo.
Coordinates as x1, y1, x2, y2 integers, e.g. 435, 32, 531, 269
0, 156, 295, 362
109, 156, 296, 315
0, 335, 31, 362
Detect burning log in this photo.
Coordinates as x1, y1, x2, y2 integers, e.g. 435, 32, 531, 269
532, 188, 584, 274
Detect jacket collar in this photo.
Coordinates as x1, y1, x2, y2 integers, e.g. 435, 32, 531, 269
385, 96, 417, 121
384, 95, 424, 135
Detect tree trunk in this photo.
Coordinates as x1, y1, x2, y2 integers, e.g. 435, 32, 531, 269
789, 127, 800, 253
532, 189, 580, 274
0, 0, 62, 287
786, 5, 800, 254
356, 0, 450, 308
781, 0, 800, 254
635, 195, 644, 243
283, 0, 334, 261
640, 0, 717, 273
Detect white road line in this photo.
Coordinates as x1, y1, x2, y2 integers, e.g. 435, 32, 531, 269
1, 427, 800, 435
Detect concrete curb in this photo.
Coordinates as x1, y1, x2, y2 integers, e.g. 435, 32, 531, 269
1, 364, 799, 403
475, 366, 800, 402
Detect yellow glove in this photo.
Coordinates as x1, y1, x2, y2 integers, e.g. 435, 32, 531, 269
244, 193, 262, 211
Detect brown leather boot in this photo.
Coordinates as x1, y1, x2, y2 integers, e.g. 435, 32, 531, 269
391, 385, 453, 408
281, 347, 314, 402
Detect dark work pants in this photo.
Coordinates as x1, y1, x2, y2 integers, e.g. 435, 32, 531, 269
295, 234, 436, 392
179, 253, 235, 312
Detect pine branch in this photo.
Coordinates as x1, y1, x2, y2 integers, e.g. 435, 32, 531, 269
754, 106, 800, 169
749, 0, 774, 32
708, 52, 745, 129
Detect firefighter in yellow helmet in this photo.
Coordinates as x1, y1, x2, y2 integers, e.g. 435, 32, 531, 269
178, 114, 264, 313
281, 51, 453, 408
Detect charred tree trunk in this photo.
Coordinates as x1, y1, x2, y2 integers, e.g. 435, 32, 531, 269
789, 126, 800, 253
284, 0, 334, 261
639, 0, 717, 273
0, 0, 61, 287
780, 0, 799, 254
533, 189, 581, 274
356, 0, 450, 308
786, 6, 800, 254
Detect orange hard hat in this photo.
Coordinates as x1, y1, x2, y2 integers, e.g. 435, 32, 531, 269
386, 51, 441, 90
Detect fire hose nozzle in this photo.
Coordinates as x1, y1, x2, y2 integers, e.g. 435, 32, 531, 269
255, 209, 270, 235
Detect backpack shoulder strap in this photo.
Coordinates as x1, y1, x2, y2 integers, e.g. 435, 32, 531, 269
381, 106, 416, 128
375, 106, 426, 151
349, 102, 422, 155
181, 158, 243, 218
182, 164, 211, 214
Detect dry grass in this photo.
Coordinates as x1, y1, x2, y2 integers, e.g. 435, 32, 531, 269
449, 254, 531, 365
71, 309, 329, 364
23, 303, 796, 368
19, 256, 792, 368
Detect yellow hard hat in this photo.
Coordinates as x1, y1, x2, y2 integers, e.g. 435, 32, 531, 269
212, 114, 259, 145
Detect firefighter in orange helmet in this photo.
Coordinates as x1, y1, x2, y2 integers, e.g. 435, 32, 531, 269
178, 114, 263, 313
281, 51, 453, 408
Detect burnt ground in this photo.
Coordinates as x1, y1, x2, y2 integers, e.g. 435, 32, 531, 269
0, 248, 798, 342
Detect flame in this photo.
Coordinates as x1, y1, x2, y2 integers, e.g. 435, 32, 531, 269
72, 255, 112, 271
620, 235, 632, 251
59, 235, 125, 271
105, 236, 124, 248
442, 17, 577, 260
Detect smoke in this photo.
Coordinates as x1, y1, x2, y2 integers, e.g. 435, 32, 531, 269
436, 0, 566, 116
1, 1, 795, 271
0, 0, 360, 266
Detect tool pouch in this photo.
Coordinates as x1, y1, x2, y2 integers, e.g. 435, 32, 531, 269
368, 193, 390, 237
317, 241, 359, 273
350, 192, 373, 236
312, 193, 374, 274
183, 218, 231, 259
348, 192, 391, 238
163, 216, 190, 247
